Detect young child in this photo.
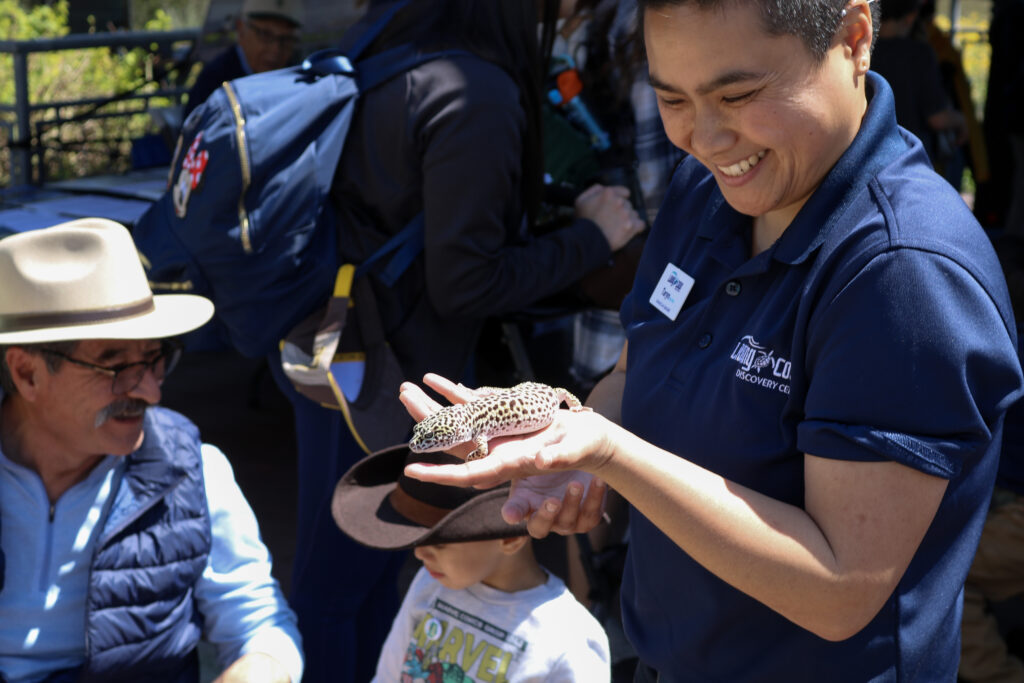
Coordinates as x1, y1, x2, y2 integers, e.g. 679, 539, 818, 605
332, 446, 611, 682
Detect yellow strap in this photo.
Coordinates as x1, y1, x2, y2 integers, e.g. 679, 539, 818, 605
334, 264, 356, 298
327, 370, 372, 454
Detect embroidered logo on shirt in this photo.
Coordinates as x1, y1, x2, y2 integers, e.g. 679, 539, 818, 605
730, 335, 792, 395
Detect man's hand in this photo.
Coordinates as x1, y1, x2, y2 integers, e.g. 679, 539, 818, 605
214, 652, 291, 683
575, 184, 646, 251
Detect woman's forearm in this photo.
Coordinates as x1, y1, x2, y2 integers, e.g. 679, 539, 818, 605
589, 424, 946, 640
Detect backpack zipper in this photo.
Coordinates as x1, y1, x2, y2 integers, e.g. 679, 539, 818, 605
222, 81, 253, 254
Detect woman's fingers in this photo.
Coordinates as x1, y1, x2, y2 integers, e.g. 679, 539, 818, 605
404, 450, 525, 488
576, 477, 608, 531
511, 475, 607, 538
400, 373, 479, 423
542, 480, 586, 536
421, 373, 479, 404
399, 381, 443, 420
521, 497, 561, 538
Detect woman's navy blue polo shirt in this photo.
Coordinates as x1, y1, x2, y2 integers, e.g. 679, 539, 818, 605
619, 73, 1024, 681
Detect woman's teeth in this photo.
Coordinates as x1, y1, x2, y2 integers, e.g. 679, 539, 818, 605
719, 150, 767, 177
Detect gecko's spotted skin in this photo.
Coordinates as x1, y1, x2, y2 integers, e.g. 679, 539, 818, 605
408, 381, 590, 461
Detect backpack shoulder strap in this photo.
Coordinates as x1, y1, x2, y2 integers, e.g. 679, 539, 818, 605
355, 45, 473, 92
302, 43, 474, 93
354, 213, 424, 287
298, 0, 412, 78
299, 0, 474, 92
347, 0, 411, 61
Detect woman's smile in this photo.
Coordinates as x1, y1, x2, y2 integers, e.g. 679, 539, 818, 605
718, 150, 767, 178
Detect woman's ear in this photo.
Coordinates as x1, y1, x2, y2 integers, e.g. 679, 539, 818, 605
839, 0, 875, 75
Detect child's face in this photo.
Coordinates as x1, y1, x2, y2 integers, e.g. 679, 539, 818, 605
414, 539, 507, 590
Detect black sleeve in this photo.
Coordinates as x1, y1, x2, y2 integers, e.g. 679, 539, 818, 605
413, 58, 612, 319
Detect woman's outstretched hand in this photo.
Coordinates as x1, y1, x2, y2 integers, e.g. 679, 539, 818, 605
399, 373, 611, 537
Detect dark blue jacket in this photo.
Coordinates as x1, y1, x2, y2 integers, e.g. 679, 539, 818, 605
183, 46, 245, 119
0, 407, 212, 683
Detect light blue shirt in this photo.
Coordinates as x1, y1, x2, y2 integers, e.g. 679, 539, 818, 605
0, 437, 303, 682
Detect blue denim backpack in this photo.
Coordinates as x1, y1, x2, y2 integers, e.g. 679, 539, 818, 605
133, 0, 452, 359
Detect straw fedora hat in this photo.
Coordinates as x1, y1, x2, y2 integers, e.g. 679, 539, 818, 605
0, 218, 214, 344
332, 445, 528, 550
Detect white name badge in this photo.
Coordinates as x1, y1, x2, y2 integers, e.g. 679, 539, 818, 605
649, 262, 694, 320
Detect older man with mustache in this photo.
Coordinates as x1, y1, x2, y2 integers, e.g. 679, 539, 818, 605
0, 219, 302, 683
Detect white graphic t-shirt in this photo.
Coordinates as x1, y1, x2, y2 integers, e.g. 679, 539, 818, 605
373, 566, 610, 682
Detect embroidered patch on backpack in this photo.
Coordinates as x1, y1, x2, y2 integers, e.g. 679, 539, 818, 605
172, 132, 209, 218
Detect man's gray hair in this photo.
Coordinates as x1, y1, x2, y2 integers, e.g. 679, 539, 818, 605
0, 340, 79, 395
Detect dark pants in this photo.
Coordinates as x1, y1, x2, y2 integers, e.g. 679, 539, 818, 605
269, 354, 406, 683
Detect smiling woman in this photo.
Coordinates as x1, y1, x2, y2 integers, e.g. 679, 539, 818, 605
398, 0, 1024, 680
643, 0, 874, 251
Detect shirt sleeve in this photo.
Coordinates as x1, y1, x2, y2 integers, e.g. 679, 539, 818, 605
547, 635, 611, 683
797, 247, 1023, 476
414, 59, 612, 320
544, 594, 611, 683
194, 444, 304, 682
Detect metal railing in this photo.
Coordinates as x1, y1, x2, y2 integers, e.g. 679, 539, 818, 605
0, 29, 200, 188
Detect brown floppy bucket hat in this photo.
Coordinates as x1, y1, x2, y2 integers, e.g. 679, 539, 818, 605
331, 445, 528, 550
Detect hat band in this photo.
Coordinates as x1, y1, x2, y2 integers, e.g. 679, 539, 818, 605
388, 486, 452, 528
0, 297, 156, 333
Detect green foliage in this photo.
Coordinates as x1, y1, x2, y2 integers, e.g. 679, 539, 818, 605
132, 0, 208, 31
1, 0, 190, 187
0, 0, 68, 40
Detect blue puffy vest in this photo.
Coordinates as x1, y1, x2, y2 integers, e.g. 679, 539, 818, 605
79, 407, 212, 682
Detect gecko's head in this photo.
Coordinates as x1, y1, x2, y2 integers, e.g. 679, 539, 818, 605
408, 406, 472, 453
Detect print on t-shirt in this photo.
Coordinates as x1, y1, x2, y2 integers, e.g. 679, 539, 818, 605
400, 598, 527, 682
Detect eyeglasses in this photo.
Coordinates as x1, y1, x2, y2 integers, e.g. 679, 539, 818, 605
244, 20, 299, 50
39, 341, 183, 395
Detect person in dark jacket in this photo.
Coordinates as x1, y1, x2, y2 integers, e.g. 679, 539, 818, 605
870, 0, 967, 174
976, 0, 1024, 230
0, 219, 302, 683
267, 1, 645, 681
183, 0, 303, 119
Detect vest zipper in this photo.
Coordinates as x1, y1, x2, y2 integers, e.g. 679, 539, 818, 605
84, 549, 94, 664
222, 81, 253, 254
40, 502, 55, 591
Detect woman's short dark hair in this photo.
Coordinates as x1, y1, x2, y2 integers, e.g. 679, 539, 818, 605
637, 0, 881, 62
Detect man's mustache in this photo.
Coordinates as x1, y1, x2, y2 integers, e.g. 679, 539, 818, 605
94, 398, 150, 428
